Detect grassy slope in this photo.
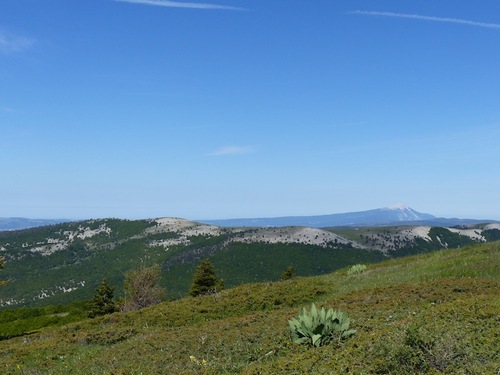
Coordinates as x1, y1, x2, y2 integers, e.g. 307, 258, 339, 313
0, 242, 499, 374
0, 302, 88, 340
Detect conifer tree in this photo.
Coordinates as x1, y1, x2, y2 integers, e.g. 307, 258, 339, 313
87, 278, 117, 318
0, 257, 8, 287
189, 259, 223, 297
280, 265, 296, 281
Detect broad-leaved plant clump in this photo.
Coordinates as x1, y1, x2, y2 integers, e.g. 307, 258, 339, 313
347, 264, 367, 275
288, 303, 356, 347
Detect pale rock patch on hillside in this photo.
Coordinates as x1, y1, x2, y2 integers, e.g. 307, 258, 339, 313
231, 226, 363, 248
447, 228, 485, 242
400, 226, 432, 242
359, 226, 431, 254
0, 297, 25, 307
184, 224, 226, 237
30, 241, 68, 256
64, 223, 112, 241
484, 223, 500, 230
34, 281, 86, 301
435, 236, 447, 248
146, 218, 224, 236
58, 282, 85, 293
146, 218, 228, 250
146, 218, 193, 233
36, 289, 53, 300
28, 224, 112, 256
148, 238, 188, 249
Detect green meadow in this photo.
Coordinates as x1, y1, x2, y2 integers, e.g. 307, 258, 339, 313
0, 241, 498, 374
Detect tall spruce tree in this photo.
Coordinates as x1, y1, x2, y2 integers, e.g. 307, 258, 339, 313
87, 278, 117, 318
189, 259, 223, 297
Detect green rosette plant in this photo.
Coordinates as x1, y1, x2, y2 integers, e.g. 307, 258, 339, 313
347, 264, 367, 275
288, 303, 356, 347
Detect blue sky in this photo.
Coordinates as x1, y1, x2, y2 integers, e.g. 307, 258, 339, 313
1, 0, 499, 220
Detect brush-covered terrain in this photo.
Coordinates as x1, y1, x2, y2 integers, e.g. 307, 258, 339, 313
0, 241, 498, 374
1, 218, 499, 309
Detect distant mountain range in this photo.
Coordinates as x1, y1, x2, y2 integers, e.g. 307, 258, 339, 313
0, 218, 71, 231
199, 206, 499, 228
1, 206, 498, 232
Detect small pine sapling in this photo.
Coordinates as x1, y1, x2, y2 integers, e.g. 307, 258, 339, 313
87, 278, 117, 318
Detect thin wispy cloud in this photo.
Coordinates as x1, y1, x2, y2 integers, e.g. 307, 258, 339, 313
351, 11, 500, 30
1, 107, 15, 113
115, 0, 245, 11
209, 145, 255, 156
0, 32, 35, 54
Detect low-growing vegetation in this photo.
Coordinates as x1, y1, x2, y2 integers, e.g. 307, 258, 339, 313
288, 303, 355, 347
0, 241, 498, 374
0, 302, 87, 340
347, 263, 367, 275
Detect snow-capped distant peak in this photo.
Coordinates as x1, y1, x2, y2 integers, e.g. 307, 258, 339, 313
386, 204, 410, 210
380, 205, 435, 221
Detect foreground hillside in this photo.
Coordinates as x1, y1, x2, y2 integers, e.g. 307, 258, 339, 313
1, 242, 498, 374
1, 218, 499, 308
